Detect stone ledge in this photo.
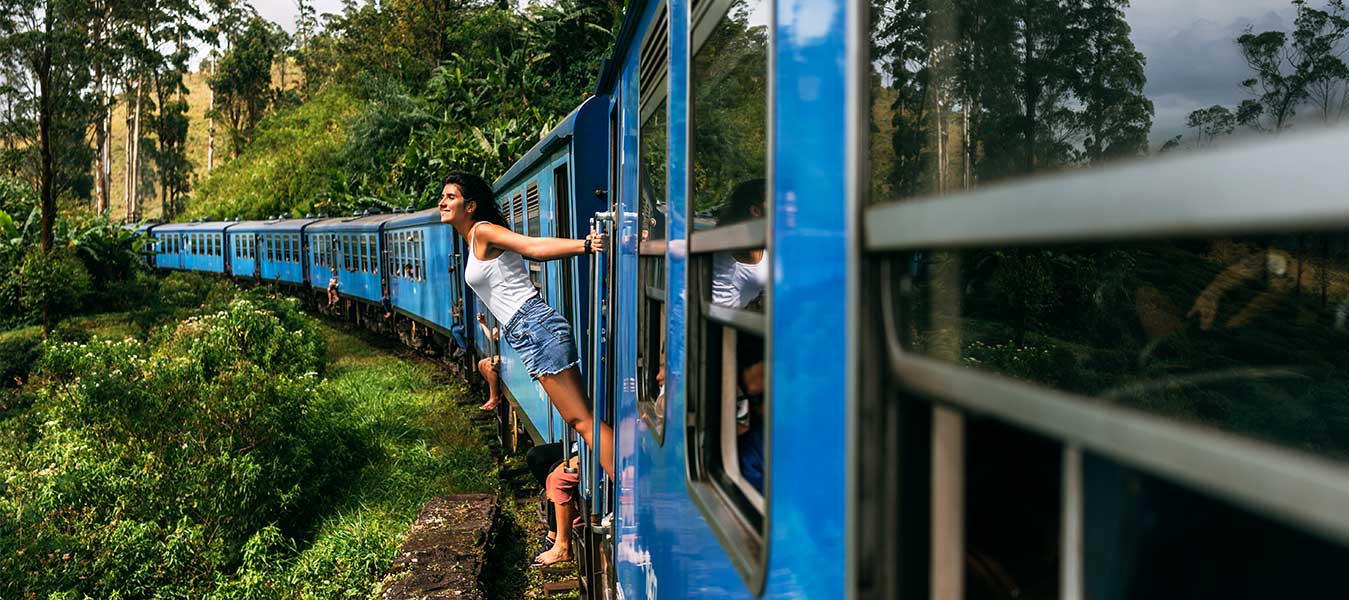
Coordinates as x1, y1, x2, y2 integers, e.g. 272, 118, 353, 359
381, 493, 498, 600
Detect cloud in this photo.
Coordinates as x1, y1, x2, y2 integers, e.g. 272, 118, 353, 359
1125, 0, 1297, 144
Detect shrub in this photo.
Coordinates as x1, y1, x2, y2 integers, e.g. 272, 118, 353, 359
1, 298, 358, 598
16, 247, 92, 324
0, 328, 41, 388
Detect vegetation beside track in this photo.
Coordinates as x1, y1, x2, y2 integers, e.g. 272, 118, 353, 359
0, 273, 510, 598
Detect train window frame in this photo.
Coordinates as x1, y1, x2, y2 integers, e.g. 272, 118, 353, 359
418, 231, 426, 282
553, 163, 575, 326
683, 0, 773, 589
852, 8, 1349, 596
637, 0, 671, 445
526, 181, 541, 239
511, 190, 525, 234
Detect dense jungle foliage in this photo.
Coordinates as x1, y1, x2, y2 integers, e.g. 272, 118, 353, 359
0, 175, 153, 334
189, 0, 619, 220
0, 274, 494, 598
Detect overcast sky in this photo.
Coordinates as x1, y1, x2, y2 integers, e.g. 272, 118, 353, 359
251, 0, 347, 34
1125, 0, 1301, 146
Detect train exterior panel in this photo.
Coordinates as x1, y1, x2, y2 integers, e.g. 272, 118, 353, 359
307, 214, 401, 304
385, 209, 463, 337
226, 222, 264, 280
152, 221, 232, 274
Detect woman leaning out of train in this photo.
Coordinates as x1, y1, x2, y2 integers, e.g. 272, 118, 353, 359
437, 171, 615, 478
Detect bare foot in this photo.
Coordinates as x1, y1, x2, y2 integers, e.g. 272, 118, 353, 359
533, 543, 572, 566
478, 398, 499, 411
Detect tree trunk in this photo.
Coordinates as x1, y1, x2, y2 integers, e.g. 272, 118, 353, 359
38, 8, 56, 335
130, 71, 143, 221
100, 80, 112, 214
124, 71, 134, 221
208, 56, 215, 173
92, 0, 109, 214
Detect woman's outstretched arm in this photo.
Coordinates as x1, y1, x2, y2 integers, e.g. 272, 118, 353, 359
474, 222, 605, 261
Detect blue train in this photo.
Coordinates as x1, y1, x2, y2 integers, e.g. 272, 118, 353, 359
136, 0, 1349, 597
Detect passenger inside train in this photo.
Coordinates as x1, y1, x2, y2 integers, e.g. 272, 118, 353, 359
437, 171, 614, 477
711, 179, 769, 492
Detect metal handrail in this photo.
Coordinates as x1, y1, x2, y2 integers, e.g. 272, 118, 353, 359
588, 211, 614, 519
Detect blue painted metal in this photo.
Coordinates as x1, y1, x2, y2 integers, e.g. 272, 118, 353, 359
227, 218, 322, 284
306, 213, 401, 304
599, 0, 852, 596
385, 209, 464, 339
764, 0, 849, 595
151, 221, 232, 274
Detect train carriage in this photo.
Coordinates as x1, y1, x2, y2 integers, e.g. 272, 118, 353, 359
306, 213, 401, 304
384, 208, 465, 339
582, 0, 851, 596
226, 217, 322, 284
152, 221, 232, 274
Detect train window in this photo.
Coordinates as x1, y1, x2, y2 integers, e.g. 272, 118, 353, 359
686, 0, 770, 583
858, 1, 1349, 597
417, 231, 426, 281
638, 0, 670, 443
552, 164, 575, 328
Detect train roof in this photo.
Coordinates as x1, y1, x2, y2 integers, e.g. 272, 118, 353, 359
152, 220, 235, 233
123, 222, 160, 234
492, 95, 608, 194
306, 212, 402, 232
225, 217, 324, 233
385, 208, 442, 228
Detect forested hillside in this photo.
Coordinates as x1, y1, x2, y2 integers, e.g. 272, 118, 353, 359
188, 0, 618, 220
0, 0, 616, 333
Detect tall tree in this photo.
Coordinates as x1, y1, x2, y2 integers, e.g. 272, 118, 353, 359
1074, 0, 1153, 164
0, 0, 97, 331
209, 15, 279, 158
1186, 105, 1236, 147
1236, 0, 1349, 133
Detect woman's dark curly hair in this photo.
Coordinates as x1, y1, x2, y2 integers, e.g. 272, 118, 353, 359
443, 172, 508, 228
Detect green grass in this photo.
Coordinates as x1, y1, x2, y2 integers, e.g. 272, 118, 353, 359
265, 323, 496, 599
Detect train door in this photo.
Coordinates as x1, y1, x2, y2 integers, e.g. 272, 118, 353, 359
253, 233, 262, 280
574, 94, 622, 600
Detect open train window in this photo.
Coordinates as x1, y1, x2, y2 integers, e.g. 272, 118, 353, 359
553, 164, 574, 322
638, 0, 670, 443
686, 0, 770, 588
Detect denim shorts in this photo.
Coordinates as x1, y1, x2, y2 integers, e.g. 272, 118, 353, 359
503, 296, 581, 378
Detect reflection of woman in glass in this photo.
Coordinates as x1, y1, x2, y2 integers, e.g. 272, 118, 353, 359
438, 172, 614, 477
711, 179, 769, 309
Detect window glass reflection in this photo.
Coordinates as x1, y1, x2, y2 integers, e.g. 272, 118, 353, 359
692, 0, 768, 228
902, 233, 1349, 459
868, 0, 1349, 205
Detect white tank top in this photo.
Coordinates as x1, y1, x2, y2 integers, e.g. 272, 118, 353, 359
464, 221, 538, 323
712, 250, 770, 309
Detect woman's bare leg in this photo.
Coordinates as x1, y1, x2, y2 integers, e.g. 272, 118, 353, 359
477, 357, 500, 410
538, 367, 614, 478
